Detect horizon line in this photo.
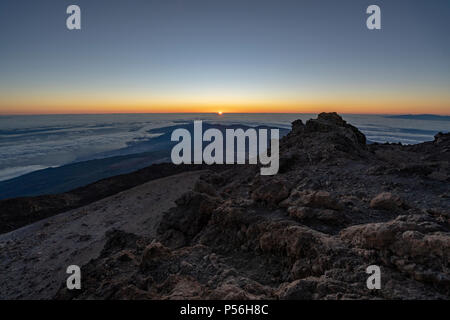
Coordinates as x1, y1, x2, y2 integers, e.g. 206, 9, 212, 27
1, 112, 450, 116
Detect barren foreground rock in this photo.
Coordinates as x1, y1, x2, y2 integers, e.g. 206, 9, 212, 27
0, 171, 203, 299
55, 113, 449, 300
2, 113, 449, 300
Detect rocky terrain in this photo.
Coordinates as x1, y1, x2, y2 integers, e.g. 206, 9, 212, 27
0, 171, 206, 299
0, 163, 222, 234
49, 112, 449, 300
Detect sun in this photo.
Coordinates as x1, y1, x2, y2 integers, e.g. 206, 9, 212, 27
217, 111, 223, 115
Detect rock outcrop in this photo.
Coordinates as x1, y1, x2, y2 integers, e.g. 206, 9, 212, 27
54, 113, 449, 300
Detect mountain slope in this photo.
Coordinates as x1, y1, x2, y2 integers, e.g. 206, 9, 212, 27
52, 113, 449, 300
0, 171, 204, 299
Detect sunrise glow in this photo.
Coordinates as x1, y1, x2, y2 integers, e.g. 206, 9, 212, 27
0, 1, 449, 116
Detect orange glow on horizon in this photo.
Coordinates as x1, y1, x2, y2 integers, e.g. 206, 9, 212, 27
1, 103, 449, 116
0, 94, 449, 115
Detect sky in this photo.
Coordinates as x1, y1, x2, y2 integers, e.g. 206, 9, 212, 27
0, 0, 449, 115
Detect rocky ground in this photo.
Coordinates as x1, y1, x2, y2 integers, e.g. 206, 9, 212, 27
51, 113, 449, 300
0, 163, 220, 235
0, 171, 204, 299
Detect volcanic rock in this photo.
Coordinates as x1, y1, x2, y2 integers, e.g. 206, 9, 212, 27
46, 113, 450, 299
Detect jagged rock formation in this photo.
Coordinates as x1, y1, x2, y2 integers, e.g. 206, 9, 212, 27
55, 113, 450, 300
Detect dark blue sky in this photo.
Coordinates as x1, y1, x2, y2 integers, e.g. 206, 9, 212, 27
0, 0, 449, 114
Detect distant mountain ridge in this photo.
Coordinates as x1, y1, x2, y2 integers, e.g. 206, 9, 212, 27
385, 114, 450, 121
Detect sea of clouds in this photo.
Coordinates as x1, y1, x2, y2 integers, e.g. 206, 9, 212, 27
0, 113, 448, 181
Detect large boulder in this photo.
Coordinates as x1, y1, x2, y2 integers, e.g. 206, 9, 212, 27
140, 242, 171, 269
281, 190, 343, 211
340, 214, 449, 292
251, 179, 291, 207
369, 192, 407, 211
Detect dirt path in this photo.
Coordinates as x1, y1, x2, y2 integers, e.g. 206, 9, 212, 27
0, 171, 203, 299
